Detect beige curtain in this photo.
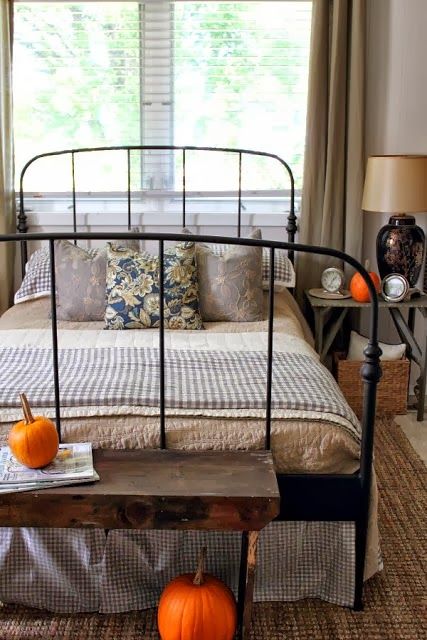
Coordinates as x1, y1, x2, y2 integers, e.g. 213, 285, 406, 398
296, 0, 365, 297
0, 0, 15, 315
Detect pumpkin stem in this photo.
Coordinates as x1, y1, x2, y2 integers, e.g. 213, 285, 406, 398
20, 393, 35, 425
193, 546, 207, 586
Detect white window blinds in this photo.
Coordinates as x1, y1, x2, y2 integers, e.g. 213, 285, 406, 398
13, 1, 312, 193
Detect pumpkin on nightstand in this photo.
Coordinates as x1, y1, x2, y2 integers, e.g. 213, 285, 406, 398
8, 393, 59, 469
157, 547, 237, 640
350, 261, 381, 302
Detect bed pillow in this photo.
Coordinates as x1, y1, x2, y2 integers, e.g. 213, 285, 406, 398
210, 243, 295, 290
347, 330, 406, 361
13, 234, 141, 306
194, 228, 263, 322
183, 227, 296, 290
54, 240, 108, 321
104, 242, 203, 330
14, 247, 63, 304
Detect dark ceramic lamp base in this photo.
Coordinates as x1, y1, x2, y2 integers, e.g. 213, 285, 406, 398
376, 214, 425, 287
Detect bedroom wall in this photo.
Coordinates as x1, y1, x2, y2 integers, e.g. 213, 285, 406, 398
363, 0, 427, 390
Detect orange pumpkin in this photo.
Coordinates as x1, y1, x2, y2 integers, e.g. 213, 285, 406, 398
350, 261, 381, 303
8, 393, 59, 469
157, 547, 237, 640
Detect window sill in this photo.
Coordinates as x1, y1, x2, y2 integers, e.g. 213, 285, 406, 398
25, 211, 297, 229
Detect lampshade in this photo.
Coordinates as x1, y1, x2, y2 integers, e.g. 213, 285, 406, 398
362, 155, 427, 214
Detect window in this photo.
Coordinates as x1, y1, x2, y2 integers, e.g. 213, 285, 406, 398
13, 1, 312, 202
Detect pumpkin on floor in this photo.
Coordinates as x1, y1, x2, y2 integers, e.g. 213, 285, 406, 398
157, 547, 237, 640
8, 393, 59, 469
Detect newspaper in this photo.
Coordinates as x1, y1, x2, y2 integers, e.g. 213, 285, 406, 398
0, 442, 98, 492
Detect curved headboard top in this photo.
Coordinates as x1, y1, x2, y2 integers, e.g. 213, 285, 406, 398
17, 145, 297, 270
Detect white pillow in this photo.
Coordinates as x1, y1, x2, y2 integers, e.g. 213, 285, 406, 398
347, 330, 406, 361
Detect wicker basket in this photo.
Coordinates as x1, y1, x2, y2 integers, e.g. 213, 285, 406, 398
333, 352, 409, 417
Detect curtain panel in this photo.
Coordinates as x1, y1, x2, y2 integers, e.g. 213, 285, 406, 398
297, 0, 365, 297
0, 0, 14, 314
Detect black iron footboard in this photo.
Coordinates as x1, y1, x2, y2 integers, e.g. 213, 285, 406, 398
0, 230, 381, 611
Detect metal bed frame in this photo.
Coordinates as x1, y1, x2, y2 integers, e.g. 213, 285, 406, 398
9, 145, 381, 610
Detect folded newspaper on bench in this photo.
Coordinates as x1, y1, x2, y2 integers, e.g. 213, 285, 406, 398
0, 442, 99, 493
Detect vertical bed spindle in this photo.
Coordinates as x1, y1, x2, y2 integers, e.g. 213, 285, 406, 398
286, 169, 296, 264
238, 152, 242, 238
159, 239, 166, 449
48, 239, 62, 442
127, 149, 132, 230
71, 152, 77, 244
182, 149, 186, 228
265, 246, 275, 450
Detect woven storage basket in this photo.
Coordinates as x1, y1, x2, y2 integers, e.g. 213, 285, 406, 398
333, 352, 409, 417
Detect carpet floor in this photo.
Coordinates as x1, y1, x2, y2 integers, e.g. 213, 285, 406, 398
0, 417, 425, 639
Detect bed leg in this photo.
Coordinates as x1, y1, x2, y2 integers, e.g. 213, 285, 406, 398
353, 518, 367, 611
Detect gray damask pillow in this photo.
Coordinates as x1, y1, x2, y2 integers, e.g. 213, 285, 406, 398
55, 240, 108, 321
196, 228, 263, 321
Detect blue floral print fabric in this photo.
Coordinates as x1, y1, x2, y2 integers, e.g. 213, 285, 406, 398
105, 242, 203, 330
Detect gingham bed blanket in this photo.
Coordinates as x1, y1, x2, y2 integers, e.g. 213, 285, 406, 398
0, 346, 360, 441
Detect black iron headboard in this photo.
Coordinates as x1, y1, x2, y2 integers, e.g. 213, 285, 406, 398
17, 145, 297, 276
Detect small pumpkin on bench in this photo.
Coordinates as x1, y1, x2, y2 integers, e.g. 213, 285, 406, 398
158, 546, 237, 640
8, 393, 59, 469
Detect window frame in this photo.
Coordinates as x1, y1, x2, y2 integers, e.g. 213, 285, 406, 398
13, 0, 310, 215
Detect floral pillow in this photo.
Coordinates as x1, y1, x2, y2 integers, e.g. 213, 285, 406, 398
104, 242, 203, 330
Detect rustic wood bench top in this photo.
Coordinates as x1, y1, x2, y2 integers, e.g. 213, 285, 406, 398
0, 449, 280, 531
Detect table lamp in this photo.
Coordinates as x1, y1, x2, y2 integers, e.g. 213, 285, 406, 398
362, 155, 427, 287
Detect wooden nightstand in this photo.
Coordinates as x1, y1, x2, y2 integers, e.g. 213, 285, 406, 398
305, 291, 427, 421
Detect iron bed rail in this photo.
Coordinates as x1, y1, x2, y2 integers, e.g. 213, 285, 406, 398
1, 230, 381, 610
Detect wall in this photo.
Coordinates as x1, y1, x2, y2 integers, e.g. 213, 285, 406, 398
364, 0, 427, 389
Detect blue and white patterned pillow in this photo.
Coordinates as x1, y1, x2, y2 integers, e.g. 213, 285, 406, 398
104, 242, 204, 330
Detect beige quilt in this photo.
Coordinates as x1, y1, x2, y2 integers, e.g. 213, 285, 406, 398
0, 291, 361, 474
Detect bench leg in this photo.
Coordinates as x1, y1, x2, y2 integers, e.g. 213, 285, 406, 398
237, 530, 259, 640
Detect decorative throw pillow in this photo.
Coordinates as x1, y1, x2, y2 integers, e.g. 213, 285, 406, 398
183, 227, 296, 291
14, 232, 139, 308
195, 228, 263, 322
347, 330, 406, 361
208, 241, 296, 290
14, 232, 141, 306
55, 240, 108, 321
104, 242, 203, 330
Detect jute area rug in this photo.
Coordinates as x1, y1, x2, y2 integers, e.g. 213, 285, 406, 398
0, 417, 425, 639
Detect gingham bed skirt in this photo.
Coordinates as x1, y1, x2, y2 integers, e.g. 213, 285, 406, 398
0, 523, 358, 612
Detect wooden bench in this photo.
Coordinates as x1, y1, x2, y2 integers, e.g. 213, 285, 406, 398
0, 449, 280, 639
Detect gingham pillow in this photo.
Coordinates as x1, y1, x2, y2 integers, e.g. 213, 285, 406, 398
14, 247, 70, 304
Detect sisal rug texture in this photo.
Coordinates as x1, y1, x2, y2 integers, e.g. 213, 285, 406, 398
0, 417, 425, 640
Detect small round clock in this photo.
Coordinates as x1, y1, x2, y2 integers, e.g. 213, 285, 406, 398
321, 267, 346, 294
381, 273, 409, 302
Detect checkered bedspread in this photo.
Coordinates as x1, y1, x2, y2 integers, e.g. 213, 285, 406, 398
0, 346, 360, 441
0, 344, 372, 612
